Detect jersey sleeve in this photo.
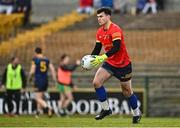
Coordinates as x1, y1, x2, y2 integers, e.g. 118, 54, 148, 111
96, 30, 101, 43
31, 58, 36, 65
111, 27, 122, 41
47, 59, 50, 67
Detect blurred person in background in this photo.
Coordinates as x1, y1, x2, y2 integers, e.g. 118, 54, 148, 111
77, 0, 94, 15
101, 0, 113, 8
136, 0, 146, 14
156, 0, 164, 10
57, 54, 80, 116
93, 0, 101, 9
142, 0, 157, 14
1, 56, 26, 116
113, 0, 128, 14
0, 0, 15, 15
14, 0, 32, 26
28, 47, 56, 118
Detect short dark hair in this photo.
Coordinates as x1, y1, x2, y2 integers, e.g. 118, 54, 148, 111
35, 47, 42, 54
97, 7, 112, 15
60, 54, 68, 61
11, 56, 16, 62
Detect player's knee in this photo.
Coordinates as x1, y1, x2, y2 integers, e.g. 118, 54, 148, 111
66, 94, 73, 101
93, 79, 102, 88
122, 88, 132, 97
35, 97, 39, 102
122, 91, 131, 97
69, 96, 73, 101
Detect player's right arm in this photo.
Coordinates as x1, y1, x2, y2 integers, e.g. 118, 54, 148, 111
91, 31, 102, 55
91, 42, 102, 55
90, 31, 105, 67
49, 63, 56, 83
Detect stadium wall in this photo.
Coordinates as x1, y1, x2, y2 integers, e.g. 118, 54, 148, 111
31, 0, 79, 23
165, 0, 180, 12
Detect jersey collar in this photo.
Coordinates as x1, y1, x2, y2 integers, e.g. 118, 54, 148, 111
103, 21, 112, 31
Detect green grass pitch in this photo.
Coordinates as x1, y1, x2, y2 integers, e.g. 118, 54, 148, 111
0, 115, 180, 127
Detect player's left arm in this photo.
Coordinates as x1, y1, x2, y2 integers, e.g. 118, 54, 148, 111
105, 30, 122, 57
106, 39, 121, 57
49, 63, 56, 82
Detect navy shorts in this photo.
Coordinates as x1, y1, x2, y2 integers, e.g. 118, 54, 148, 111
102, 62, 132, 82
34, 85, 48, 92
34, 81, 48, 92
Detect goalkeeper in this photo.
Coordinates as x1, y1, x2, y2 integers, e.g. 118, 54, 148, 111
90, 7, 141, 124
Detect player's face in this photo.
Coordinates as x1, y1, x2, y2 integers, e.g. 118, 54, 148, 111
34, 53, 39, 57
63, 56, 70, 64
97, 12, 110, 26
13, 58, 19, 65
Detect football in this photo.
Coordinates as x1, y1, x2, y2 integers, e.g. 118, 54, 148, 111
81, 55, 95, 70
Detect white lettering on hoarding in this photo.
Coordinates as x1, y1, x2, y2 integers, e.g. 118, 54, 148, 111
76, 100, 89, 115
0, 92, 142, 115
0, 99, 3, 114
109, 98, 120, 114
90, 100, 101, 114
4, 100, 16, 114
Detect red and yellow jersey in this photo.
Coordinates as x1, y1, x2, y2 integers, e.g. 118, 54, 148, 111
96, 22, 130, 68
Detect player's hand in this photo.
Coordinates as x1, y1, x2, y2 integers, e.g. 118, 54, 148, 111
73, 85, 78, 92
0, 85, 5, 91
76, 60, 81, 65
90, 54, 108, 67
21, 88, 26, 93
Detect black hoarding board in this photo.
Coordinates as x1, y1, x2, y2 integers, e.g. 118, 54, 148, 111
0, 90, 144, 115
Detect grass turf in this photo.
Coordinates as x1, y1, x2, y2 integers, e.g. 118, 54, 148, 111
0, 115, 180, 127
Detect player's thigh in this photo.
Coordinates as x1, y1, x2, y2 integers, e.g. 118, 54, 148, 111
93, 67, 112, 87
120, 79, 133, 97
35, 91, 44, 100
64, 86, 73, 100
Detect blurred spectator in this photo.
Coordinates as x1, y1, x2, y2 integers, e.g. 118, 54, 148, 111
93, 0, 101, 9
0, 0, 15, 15
136, 0, 146, 14
156, 0, 164, 10
101, 0, 113, 8
77, 0, 94, 15
14, 0, 32, 26
142, 0, 157, 14
113, 0, 128, 14
1, 56, 26, 116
